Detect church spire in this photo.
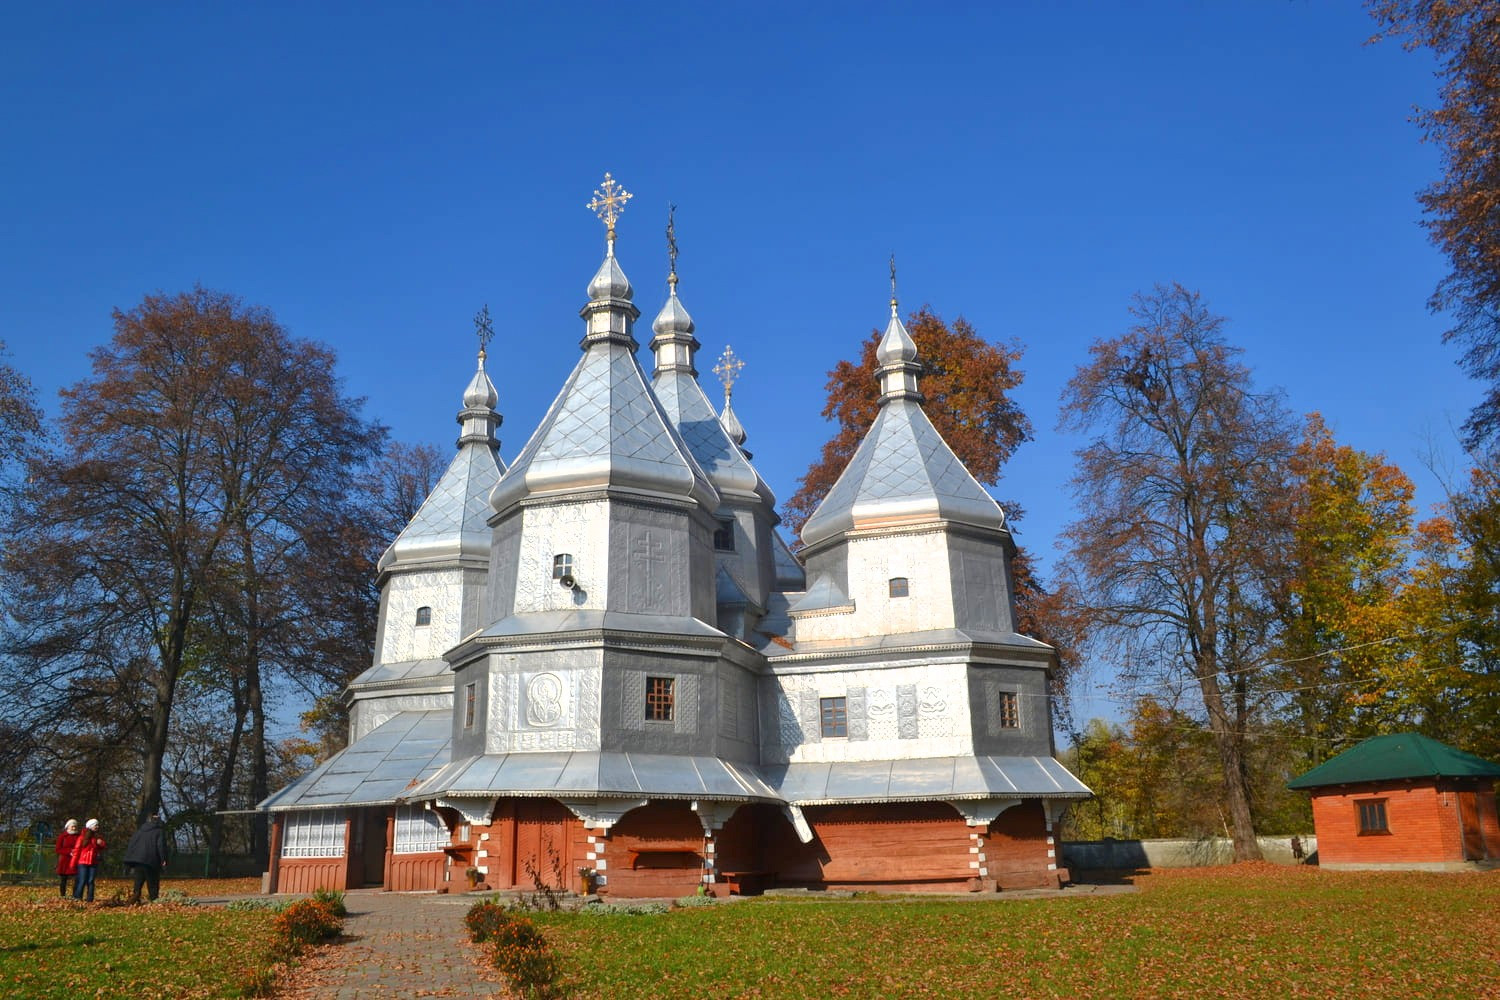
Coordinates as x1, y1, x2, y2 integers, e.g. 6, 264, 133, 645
651, 204, 698, 375
582, 172, 639, 345
458, 304, 502, 448
875, 254, 922, 404
713, 344, 749, 454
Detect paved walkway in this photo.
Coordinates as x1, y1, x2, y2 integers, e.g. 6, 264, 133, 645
202, 881, 1135, 998
268, 890, 508, 999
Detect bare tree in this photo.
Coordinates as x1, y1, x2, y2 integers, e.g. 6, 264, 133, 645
1059, 284, 1297, 860
5, 287, 384, 836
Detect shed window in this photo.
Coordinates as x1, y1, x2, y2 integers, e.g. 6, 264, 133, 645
889, 577, 909, 598
393, 804, 448, 854
415, 606, 432, 626
645, 676, 675, 722
998, 691, 1020, 729
820, 696, 848, 738
281, 809, 346, 858
1356, 799, 1389, 835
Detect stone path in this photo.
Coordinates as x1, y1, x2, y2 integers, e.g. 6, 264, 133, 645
267, 890, 507, 999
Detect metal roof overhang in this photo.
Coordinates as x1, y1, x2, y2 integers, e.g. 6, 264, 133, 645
403, 751, 782, 803
258, 710, 452, 813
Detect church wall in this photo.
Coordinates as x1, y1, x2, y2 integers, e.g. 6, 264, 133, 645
485, 508, 521, 619
711, 661, 761, 763
598, 648, 719, 755
966, 666, 1056, 758
379, 568, 469, 662
985, 800, 1062, 889
760, 660, 975, 764
945, 531, 1014, 633
766, 802, 977, 890
483, 649, 606, 754
606, 502, 702, 618
508, 500, 611, 616
598, 801, 706, 898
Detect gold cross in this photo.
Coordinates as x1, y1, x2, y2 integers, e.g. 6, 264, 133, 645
587, 172, 633, 240
714, 345, 745, 398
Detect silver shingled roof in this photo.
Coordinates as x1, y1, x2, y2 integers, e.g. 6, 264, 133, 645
259, 711, 452, 812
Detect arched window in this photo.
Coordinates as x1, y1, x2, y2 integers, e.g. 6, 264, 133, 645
415, 606, 432, 626
888, 577, 910, 598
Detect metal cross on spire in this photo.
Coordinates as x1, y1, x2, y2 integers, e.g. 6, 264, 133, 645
474, 304, 494, 359
587, 172, 633, 242
713, 344, 745, 401
889, 253, 899, 314
666, 203, 679, 287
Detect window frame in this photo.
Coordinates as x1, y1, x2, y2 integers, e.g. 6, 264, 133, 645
552, 553, 573, 579
713, 519, 736, 552
463, 682, 477, 730
281, 809, 347, 858
1356, 798, 1390, 835
645, 676, 675, 723
888, 577, 910, 598
415, 605, 432, 627
820, 696, 848, 738
393, 804, 449, 854
997, 691, 1020, 730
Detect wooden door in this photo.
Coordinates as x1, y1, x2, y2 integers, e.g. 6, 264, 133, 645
513, 800, 571, 889
1457, 791, 1487, 860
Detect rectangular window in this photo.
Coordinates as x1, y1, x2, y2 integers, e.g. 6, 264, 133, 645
1356, 799, 1389, 834
464, 682, 477, 730
889, 577, 909, 598
713, 519, 736, 552
415, 606, 432, 626
281, 809, 347, 858
393, 804, 448, 854
645, 676, 675, 722
820, 696, 848, 738
998, 691, 1019, 729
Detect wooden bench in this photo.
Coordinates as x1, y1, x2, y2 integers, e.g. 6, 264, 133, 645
717, 870, 773, 896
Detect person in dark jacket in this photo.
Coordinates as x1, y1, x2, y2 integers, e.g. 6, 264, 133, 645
122, 812, 170, 903
54, 819, 80, 897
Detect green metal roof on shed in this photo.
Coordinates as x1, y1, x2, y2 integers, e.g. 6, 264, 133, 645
1287, 731, 1500, 790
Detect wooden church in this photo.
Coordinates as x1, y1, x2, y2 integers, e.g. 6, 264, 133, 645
259, 175, 1089, 897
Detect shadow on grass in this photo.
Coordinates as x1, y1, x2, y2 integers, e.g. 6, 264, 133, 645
1070, 868, 1146, 886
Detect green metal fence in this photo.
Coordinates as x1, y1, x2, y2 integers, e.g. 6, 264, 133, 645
0, 841, 51, 882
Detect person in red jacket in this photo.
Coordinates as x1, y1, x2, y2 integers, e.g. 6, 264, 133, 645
54, 819, 80, 898
71, 819, 104, 902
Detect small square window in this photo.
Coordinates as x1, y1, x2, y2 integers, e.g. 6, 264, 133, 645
820, 696, 847, 738
713, 519, 736, 552
415, 606, 432, 627
998, 691, 1019, 729
645, 676, 675, 722
553, 554, 573, 579
1356, 799, 1389, 835
463, 682, 477, 730
889, 577, 909, 598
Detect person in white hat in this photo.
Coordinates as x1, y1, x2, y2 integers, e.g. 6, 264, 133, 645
54, 819, 80, 897
71, 819, 105, 902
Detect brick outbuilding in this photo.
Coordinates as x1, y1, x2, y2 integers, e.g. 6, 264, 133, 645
1288, 732, 1500, 871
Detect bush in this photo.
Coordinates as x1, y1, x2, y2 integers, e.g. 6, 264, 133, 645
271, 898, 343, 953
310, 887, 347, 917
464, 899, 513, 943
492, 938, 559, 997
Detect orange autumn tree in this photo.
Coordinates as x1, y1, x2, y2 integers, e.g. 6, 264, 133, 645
1272, 414, 1417, 766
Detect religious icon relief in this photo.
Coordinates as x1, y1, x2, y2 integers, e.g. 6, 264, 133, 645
524, 672, 566, 728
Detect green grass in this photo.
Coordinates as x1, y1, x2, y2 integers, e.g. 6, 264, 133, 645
529, 865, 1500, 999
0, 881, 280, 999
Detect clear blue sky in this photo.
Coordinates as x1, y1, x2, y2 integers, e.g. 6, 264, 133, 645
1, 3, 1471, 726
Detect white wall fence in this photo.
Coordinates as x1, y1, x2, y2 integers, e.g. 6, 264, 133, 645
1061, 836, 1316, 870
